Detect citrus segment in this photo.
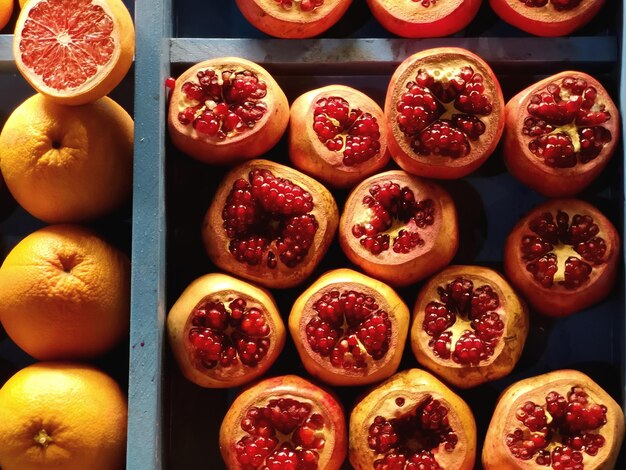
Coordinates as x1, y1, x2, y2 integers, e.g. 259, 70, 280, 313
0, 362, 127, 470
14, 0, 135, 105
0, 224, 130, 360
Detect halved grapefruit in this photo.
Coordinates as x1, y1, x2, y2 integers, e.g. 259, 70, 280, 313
13, 0, 135, 106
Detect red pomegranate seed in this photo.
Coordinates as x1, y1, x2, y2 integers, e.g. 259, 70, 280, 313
188, 297, 272, 369
367, 396, 454, 469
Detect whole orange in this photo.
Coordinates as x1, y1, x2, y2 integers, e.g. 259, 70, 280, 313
0, 0, 12, 31
14, 0, 135, 105
0, 362, 127, 470
0, 94, 133, 223
0, 224, 130, 360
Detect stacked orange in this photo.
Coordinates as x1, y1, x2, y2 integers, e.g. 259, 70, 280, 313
0, 0, 136, 468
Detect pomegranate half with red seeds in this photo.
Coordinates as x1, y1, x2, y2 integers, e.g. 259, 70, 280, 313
366, 0, 482, 38
411, 265, 529, 389
235, 0, 352, 38
483, 370, 625, 470
339, 170, 458, 287
289, 85, 390, 189
167, 57, 289, 164
167, 273, 285, 388
504, 199, 619, 317
219, 374, 347, 470
384, 47, 505, 179
203, 159, 338, 289
504, 71, 619, 197
349, 368, 477, 470
289, 268, 409, 386
489, 0, 605, 37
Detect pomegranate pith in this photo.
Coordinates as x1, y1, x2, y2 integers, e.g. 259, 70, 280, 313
351, 181, 434, 256
204, 160, 338, 289
220, 375, 347, 470
290, 269, 409, 386
504, 199, 619, 317
504, 71, 619, 197
349, 369, 477, 470
411, 266, 528, 389
167, 273, 285, 388
385, 47, 504, 179
488, 0, 606, 37
482, 370, 625, 470
289, 85, 390, 188
522, 76, 612, 168
396, 65, 493, 159
167, 58, 289, 164
313, 96, 382, 167
339, 170, 458, 287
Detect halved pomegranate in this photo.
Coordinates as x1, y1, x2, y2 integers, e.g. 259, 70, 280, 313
489, 0, 605, 36
349, 369, 477, 470
167, 57, 289, 164
483, 370, 625, 470
202, 159, 339, 289
366, 0, 482, 38
219, 374, 347, 469
504, 71, 619, 197
289, 268, 409, 386
166, 273, 285, 388
384, 47, 505, 179
411, 265, 529, 389
503, 199, 619, 317
235, 0, 352, 38
339, 170, 458, 287
289, 85, 390, 188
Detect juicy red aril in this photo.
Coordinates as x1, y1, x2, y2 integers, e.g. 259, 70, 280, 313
518, 0, 581, 11
368, 396, 456, 469
313, 96, 382, 166
506, 387, 608, 467
521, 210, 606, 289
177, 68, 268, 139
305, 289, 391, 371
396, 65, 493, 158
523, 76, 612, 167
351, 181, 434, 255
423, 277, 503, 365
188, 297, 271, 369
237, 398, 326, 470
222, 169, 319, 269
274, 0, 324, 11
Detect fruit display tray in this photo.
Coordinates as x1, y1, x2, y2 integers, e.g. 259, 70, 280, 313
0, 1, 624, 470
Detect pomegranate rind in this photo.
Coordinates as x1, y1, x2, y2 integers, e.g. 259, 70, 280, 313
289, 84, 390, 189
14, 0, 135, 106
482, 369, 625, 470
384, 47, 505, 179
503, 198, 619, 317
488, 0, 605, 36
166, 273, 286, 388
339, 170, 458, 287
349, 368, 477, 470
235, 0, 353, 38
504, 71, 620, 197
411, 265, 529, 389
203, 159, 339, 289
289, 268, 409, 386
366, 0, 482, 38
219, 374, 348, 470
167, 57, 289, 165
